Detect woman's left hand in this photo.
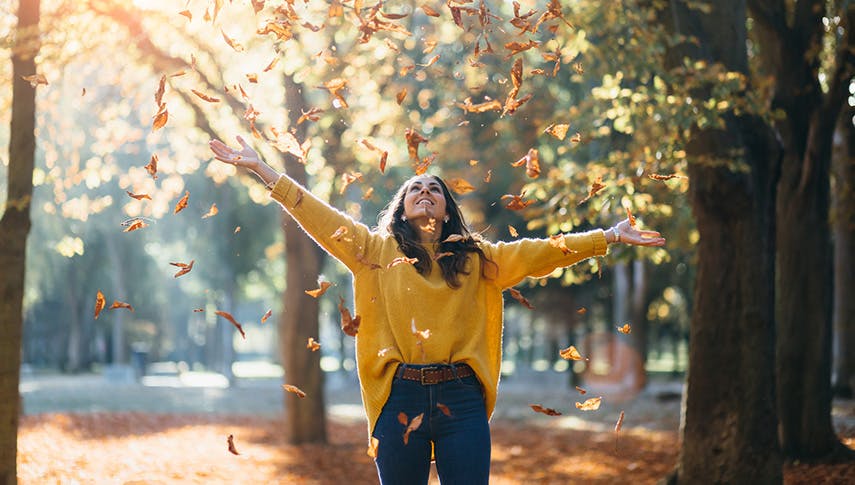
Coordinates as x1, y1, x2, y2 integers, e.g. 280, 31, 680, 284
613, 219, 666, 247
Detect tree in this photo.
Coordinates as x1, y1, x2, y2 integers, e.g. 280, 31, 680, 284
748, 0, 855, 461
663, 1, 782, 482
0, 0, 39, 482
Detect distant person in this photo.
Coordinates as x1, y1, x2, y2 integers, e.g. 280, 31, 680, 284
210, 135, 665, 484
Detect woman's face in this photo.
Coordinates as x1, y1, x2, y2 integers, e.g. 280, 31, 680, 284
402, 175, 448, 225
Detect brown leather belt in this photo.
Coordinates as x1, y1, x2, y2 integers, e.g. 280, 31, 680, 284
395, 363, 475, 385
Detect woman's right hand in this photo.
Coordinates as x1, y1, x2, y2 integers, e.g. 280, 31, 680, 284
209, 135, 262, 171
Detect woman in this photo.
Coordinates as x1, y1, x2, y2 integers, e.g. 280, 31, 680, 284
209, 136, 665, 484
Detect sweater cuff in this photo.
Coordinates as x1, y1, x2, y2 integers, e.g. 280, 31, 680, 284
269, 174, 295, 207
593, 229, 608, 256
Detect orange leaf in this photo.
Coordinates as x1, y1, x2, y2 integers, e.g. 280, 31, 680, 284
625, 206, 637, 227
307, 337, 321, 351
152, 105, 168, 132
577, 307, 588, 315
442, 234, 466, 243
297, 107, 323, 125
501, 191, 534, 211
420, 5, 440, 17
578, 177, 605, 206
169, 259, 196, 278
402, 413, 424, 445
122, 219, 148, 232
397, 412, 409, 426
191, 89, 220, 103
173, 191, 190, 214
559, 345, 586, 361
405, 128, 429, 162
283, 384, 306, 398
446, 178, 476, 195
261, 309, 273, 323
367, 437, 380, 458
544, 123, 569, 141
21, 73, 48, 87
648, 173, 684, 181
396, 88, 407, 105
575, 386, 587, 395
109, 300, 134, 312
179, 9, 192, 21
94, 291, 106, 320
338, 296, 360, 337
508, 225, 518, 237
221, 29, 244, 52
144, 154, 158, 180
549, 234, 576, 255
436, 403, 452, 416
615, 410, 625, 433
263, 56, 280, 72
305, 281, 332, 298
508, 288, 534, 310
126, 191, 151, 201
330, 226, 350, 242
202, 203, 218, 219
154, 74, 166, 107
215, 310, 246, 339
575, 396, 602, 411
387, 256, 419, 269
617, 323, 632, 334
227, 434, 240, 455
570, 132, 583, 143
530, 404, 562, 416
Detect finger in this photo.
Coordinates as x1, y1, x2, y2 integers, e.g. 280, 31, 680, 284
236, 135, 249, 149
638, 230, 661, 238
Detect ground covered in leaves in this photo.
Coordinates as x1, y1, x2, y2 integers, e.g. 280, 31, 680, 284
18, 411, 855, 484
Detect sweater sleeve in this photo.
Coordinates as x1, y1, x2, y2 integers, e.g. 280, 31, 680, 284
482, 230, 609, 289
269, 174, 380, 273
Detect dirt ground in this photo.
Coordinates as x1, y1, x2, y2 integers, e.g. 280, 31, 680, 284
16, 370, 855, 484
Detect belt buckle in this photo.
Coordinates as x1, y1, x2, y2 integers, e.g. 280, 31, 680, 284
419, 367, 437, 385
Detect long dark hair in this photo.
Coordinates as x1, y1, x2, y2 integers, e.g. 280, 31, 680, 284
377, 175, 495, 288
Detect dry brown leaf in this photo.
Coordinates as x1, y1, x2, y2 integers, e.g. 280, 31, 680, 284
126, 191, 152, 201
94, 291, 106, 320
191, 89, 220, 103
21, 73, 48, 87
173, 191, 190, 214
305, 281, 332, 298
437, 403, 452, 416
283, 384, 306, 398
501, 191, 534, 211
508, 288, 534, 310
338, 296, 360, 337
559, 345, 586, 361
144, 154, 158, 180
447, 178, 476, 195
508, 225, 518, 237
544, 123, 569, 141
442, 234, 466, 243
261, 309, 273, 324
221, 29, 244, 52
578, 177, 605, 206
215, 311, 246, 339
122, 219, 148, 232
152, 106, 168, 132
575, 386, 587, 395
402, 413, 424, 445
648, 173, 684, 181
307, 337, 321, 351
109, 300, 134, 312
549, 234, 576, 255
530, 404, 562, 416
202, 204, 218, 219
576, 397, 602, 411
170, 260, 195, 278
386, 256, 419, 269
617, 324, 632, 334
227, 434, 239, 455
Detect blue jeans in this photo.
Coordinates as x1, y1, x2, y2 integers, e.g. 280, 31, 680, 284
372, 364, 491, 485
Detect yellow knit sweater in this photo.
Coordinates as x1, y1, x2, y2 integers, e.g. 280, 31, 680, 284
270, 174, 608, 438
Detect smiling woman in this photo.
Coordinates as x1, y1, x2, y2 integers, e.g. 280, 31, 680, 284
208, 135, 665, 484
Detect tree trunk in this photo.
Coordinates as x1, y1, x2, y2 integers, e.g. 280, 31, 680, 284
280, 74, 327, 444
629, 259, 649, 388
761, 1, 854, 461
0, 1, 40, 482
832, 96, 855, 398
665, 1, 782, 482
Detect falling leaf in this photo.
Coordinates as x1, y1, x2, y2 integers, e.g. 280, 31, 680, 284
387, 256, 419, 269
504, 39, 540, 57
648, 173, 684, 181
508, 288, 534, 310
154, 74, 166, 107
577, 307, 587, 315
578, 177, 605, 205
559, 345, 587, 361
414, 154, 435, 175
575, 386, 587, 395
433, 251, 454, 261
405, 128, 429, 162
615, 410, 625, 433
307, 337, 321, 351
377, 347, 392, 357
297, 107, 323, 124
202, 204, 218, 219
330, 226, 350, 242
617, 324, 632, 334
305, 281, 332, 298
512, 148, 540, 178
152, 105, 168, 132
227, 434, 239, 455
169, 260, 195, 278
246, 73, 258, 83
173, 191, 190, 214
447, 178, 476, 195
338, 296, 360, 337
442, 234, 465, 243
501, 191, 534, 211
234, 226, 241, 234
94, 291, 106, 319
456, 97, 502, 113
530, 404, 562, 416
126, 191, 151, 201
437, 403, 452, 417
21, 73, 48, 87
570, 132, 583, 143
396, 88, 407, 105
402, 413, 424, 445
625, 206, 637, 227
575, 397, 602, 411
397, 412, 409, 427
419, 54, 440, 68
283, 384, 306, 398
544, 123, 569, 141
410, 319, 431, 341
339, 172, 364, 194
109, 300, 134, 312
549, 234, 576, 255
123, 219, 148, 232
421, 5, 440, 17
221, 29, 245, 52
178, 9, 192, 21
483, 169, 492, 183
191, 89, 220, 103
508, 225, 519, 237
193, 308, 205, 313
320, 78, 349, 108
420, 218, 437, 234
263, 56, 279, 72
216, 310, 246, 339
573, 62, 584, 74
144, 154, 158, 180
251, 0, 266, 14
261, 309, 273, 323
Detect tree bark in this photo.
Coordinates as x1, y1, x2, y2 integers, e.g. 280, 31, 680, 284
832, 94, 855, 398
665, 1, 782, 482
750, 0, 855, 461
0, 1, 40, 482
280, 74, 327, 444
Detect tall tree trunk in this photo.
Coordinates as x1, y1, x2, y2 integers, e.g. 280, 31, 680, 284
665, 1, 782, 482
628, 259, 649, 388
832, 96, 855, 398
105, 233, 128, 366
0, 1, 40, 482
280, 74, 327, 444
749, 0, 855, 461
